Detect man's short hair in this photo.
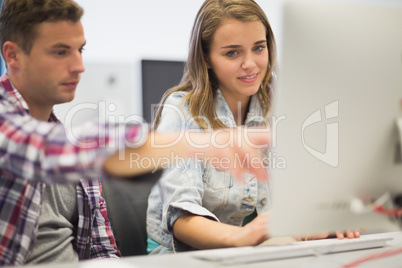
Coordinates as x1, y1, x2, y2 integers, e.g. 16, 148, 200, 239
0, 0, 84, 60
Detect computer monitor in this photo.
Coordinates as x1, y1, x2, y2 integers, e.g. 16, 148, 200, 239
269, 0, 402, 237
141, 60, 185, 123
54, 61, 139, 127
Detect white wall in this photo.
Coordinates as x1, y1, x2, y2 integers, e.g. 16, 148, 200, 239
75, 0, 281, 62
55, 0, 281, 124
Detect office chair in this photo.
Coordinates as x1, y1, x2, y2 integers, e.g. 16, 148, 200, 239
101, 170, 162, 256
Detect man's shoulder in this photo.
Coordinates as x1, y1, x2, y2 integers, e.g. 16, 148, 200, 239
0, 75, 26, 113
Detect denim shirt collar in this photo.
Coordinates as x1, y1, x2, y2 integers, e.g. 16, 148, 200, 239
214, 89, 265, 127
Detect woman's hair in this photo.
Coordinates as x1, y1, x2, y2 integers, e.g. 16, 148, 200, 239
0, 0, 83, 60
153, 0, 276, 130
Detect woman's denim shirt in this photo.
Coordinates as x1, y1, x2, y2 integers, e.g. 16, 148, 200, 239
146, 89, 271, 253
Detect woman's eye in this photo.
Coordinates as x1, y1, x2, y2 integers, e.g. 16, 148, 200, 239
226, 51, 238, 57
254, 45, 265, 52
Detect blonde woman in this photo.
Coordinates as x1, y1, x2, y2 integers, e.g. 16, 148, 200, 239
146, 0, 275, 254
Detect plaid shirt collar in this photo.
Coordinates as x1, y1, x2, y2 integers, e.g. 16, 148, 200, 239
1, 74, 59, 122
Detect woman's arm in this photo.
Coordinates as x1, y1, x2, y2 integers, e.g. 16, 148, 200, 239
172, 212, 270, 249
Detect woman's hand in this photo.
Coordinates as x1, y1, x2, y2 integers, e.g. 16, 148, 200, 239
230, 211, 270, 247
335, 230, 361, 239
294, 230, 361, 241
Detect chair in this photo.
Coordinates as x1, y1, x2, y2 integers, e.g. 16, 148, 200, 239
101, 170, 162, 256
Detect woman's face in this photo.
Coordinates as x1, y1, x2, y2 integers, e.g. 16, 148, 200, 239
206, 18, 268, 104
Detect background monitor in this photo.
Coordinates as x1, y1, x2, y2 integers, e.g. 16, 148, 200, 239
54, 60, 185, 127
141, 59, 185, 123
54, 61, 138, 127
269, 0, 402, 237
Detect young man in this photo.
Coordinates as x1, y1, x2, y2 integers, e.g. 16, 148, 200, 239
0, 0, 269, 265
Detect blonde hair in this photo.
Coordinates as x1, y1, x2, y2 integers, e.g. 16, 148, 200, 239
153, 0, 276, 129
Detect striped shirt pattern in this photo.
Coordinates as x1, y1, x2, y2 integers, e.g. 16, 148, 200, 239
0, 74, 140, 265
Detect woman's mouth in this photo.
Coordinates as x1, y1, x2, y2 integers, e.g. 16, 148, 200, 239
238, 73, 259, 83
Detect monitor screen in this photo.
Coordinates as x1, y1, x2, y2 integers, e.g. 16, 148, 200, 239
141, 60, 185, 123
269, 0, 402, 236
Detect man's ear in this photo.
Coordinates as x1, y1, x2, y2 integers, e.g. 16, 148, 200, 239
3, 41, 22, 69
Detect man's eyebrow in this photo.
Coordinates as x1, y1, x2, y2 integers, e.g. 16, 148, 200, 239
50, 41, 87, 49
220, 40, 267, 49
51, 43, 71, 49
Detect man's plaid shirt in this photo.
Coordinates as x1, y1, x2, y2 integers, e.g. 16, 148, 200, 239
0, 74, 141, 265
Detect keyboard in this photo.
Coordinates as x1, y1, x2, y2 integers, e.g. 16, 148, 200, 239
192, 234, 394, 265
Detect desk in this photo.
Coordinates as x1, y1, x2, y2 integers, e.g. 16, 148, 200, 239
11, 232, 402, 268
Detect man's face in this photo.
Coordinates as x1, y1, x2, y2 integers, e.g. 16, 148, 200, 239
18, 20, 86, 112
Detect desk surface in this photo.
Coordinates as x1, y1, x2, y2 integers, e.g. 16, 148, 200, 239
13, 232, 402, 268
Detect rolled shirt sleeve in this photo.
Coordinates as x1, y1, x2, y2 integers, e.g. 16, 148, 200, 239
0, 101, 148, 183
147, 159, 220, 251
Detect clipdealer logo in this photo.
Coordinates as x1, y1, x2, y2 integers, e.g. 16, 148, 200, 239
301, 101, 339, 167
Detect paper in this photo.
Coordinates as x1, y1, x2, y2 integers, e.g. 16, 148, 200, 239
259, 236, 297, 246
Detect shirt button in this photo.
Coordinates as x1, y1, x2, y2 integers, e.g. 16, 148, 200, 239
261, 198, 267, 205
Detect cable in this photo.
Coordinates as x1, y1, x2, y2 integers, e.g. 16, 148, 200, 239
350, 192, 402, 229
344, 192, 402, 267
350, 192, 392, 214
342, 247, 402, 268
373, 205, 402, 217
